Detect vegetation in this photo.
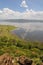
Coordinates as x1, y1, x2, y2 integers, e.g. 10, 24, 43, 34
0, 25, 43, 65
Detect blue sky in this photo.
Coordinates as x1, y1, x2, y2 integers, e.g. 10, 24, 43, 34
0, 0, 43, 12
0, 0, 43, 19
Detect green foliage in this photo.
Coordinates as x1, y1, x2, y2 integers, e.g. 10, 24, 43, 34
0, 25, 43, 65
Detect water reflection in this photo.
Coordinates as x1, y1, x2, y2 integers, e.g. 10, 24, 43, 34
0, 21, 43, 41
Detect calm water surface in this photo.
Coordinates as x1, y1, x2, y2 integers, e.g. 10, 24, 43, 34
0, 21, 43, 41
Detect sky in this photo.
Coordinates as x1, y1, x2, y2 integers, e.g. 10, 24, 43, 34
0, 0, 43, 20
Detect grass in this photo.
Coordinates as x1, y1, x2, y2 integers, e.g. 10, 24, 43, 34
0, 25, 43, 65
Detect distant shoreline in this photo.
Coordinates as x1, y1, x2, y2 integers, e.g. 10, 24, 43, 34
0, 19, 43, 23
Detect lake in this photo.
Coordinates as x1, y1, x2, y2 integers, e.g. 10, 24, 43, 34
0, 20, 43, 42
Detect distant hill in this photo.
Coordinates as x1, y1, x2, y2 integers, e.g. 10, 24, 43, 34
0, 19, 43, 22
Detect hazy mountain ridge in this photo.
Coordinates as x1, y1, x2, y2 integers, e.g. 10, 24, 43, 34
0, 19, 43, 22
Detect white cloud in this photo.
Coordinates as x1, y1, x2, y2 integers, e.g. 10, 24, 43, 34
0, 8, 43, 20
0, 8, 21, 19
20, 0, 28, 8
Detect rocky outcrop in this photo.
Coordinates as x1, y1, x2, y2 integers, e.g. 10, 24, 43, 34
17, 56, 33, 65
0, 53, 14, 65
0, 53, 33, 65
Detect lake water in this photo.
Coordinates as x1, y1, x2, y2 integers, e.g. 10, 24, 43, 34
0, 20, 43, 42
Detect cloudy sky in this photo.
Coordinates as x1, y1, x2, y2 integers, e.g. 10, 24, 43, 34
0, 0, 43, 19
